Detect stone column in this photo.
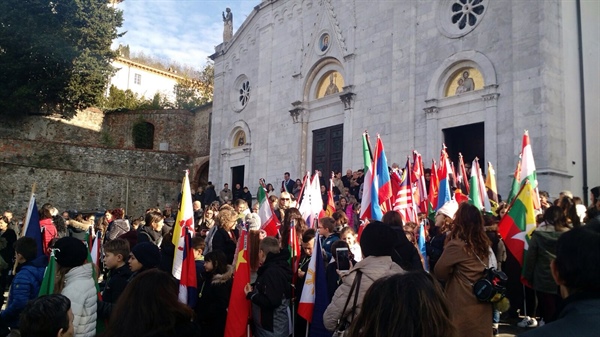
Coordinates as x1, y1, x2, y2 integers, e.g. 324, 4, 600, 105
482, 86, 500, 173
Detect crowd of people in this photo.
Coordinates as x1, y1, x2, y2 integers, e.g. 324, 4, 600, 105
0, 169, 598, 337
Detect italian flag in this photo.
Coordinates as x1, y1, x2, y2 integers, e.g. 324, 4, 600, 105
498, 181, 536, 274
257, 186, 279, 237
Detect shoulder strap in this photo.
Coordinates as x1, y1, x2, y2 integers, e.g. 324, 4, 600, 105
336, 270, 363, 327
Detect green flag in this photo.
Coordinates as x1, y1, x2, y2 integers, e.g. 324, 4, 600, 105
468, 161, 483, 210
362, 133, 372, 173
38, 251, 56, 296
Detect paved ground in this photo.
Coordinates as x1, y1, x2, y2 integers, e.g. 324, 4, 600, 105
497, 317, 537, 337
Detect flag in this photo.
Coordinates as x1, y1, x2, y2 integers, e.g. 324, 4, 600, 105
257, 185, 279, 236
519, 131, 540, 209
457, 153, 470, 195
486, 162, 499, 212
507, 156, 522, 204
38, 250, 56, 296
374, 136, 393, 216
23, 194, 43, 258
289, 219, 301, 278
90, 233, 102, 268
86, 244, 105, 334
418, 221, 429, 272
360, 133, 374, 220
392, 159, 418, 223
299, 173, 325, 227
224, 228, 251, 337
498, 181, 536, 278
475, 160, 492, 212
298, 236, 330, 336
468, 159, 483, 210
172, 171, 197, 305
436, 147, 453, 211
411, 151, 428, 213
428, 160, 439, 219
325, 173, 336, 216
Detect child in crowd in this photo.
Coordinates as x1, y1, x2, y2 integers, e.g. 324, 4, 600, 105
128, 242, 161, 280
340, 226, 362, 262
53, 237, 97, 337
98, 238, 131, 321
244, 237, 292, 337
192, 236, 206, 283
318, 217, 339, 262
195, 251, 232, 337
295, 228, 316, 337
0, 237, 46, 336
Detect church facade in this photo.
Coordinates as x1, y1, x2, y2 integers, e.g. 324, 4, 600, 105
209, 0, 599, 201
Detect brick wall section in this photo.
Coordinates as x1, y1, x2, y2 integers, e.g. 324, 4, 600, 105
0, 106, 212, 218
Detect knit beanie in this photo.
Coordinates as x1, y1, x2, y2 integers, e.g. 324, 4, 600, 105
360, 221, 397, 257
54, 237, 88, 268
437, 200, 459, 219
131, 242, 161, 269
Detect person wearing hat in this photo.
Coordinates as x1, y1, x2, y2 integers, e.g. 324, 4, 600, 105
428, 200, 458, 271
53, 237, 97, 337
323, 221, 405, 332
128, 242, 161, 280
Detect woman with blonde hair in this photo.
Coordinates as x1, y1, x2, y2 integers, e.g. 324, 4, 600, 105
210, 206, 238, 264
434, 203, 493, 337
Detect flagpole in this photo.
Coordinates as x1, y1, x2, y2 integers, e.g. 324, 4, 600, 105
505, 179, 529, 214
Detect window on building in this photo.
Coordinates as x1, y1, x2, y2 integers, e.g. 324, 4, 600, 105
134, 73, 142, 85
132, 121, 154, 149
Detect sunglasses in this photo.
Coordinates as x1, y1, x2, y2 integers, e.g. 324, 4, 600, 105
281, 198, 290, 201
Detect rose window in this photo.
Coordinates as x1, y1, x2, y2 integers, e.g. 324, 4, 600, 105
451, 0, 485, 30
239, 81, 250, 107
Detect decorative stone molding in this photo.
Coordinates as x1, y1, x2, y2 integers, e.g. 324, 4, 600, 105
482, 93, 500, 101
289, 100, 306, 124
324, 0, 347, 52
424, 106, 439, 114
339, 85, 356, 110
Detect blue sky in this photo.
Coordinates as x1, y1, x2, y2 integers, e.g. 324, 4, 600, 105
114, 0, 257, 69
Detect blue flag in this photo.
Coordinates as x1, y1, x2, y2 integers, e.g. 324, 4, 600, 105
418, 221, 429, 272
308, 235, 332, 337
23, 196, 43, 258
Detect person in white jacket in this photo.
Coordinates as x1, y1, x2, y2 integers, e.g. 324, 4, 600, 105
53, 237, 97, 337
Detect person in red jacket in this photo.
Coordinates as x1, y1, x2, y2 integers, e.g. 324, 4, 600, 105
39, 205, 58, 256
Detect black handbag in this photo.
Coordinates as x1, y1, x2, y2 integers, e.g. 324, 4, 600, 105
333, 271, 362, 337
473, 267, 508, 303
471, 251, 507, 303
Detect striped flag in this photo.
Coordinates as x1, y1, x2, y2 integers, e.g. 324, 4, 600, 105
392, 159, 418, 223
325, 173, 336, 216
418, 220, 429, 272
360, 133, 374, 220
298, 235, 329, 336
436, 146, 454, 211
172, 171, 197, 306
457, 153, 470, 195
498, 181, 536, 280
428, 160, 439, 220
486, 162, 499, 205
257, 185, 279, 236
519, 131, 540, 209
507, 156, 522, 204
411, 151, 428, 213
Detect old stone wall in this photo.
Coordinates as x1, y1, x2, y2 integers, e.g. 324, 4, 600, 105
0, 106, 211, 219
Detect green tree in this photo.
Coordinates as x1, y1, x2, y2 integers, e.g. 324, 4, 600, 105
174, 61, 214, 110
0, 0, 123, 118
